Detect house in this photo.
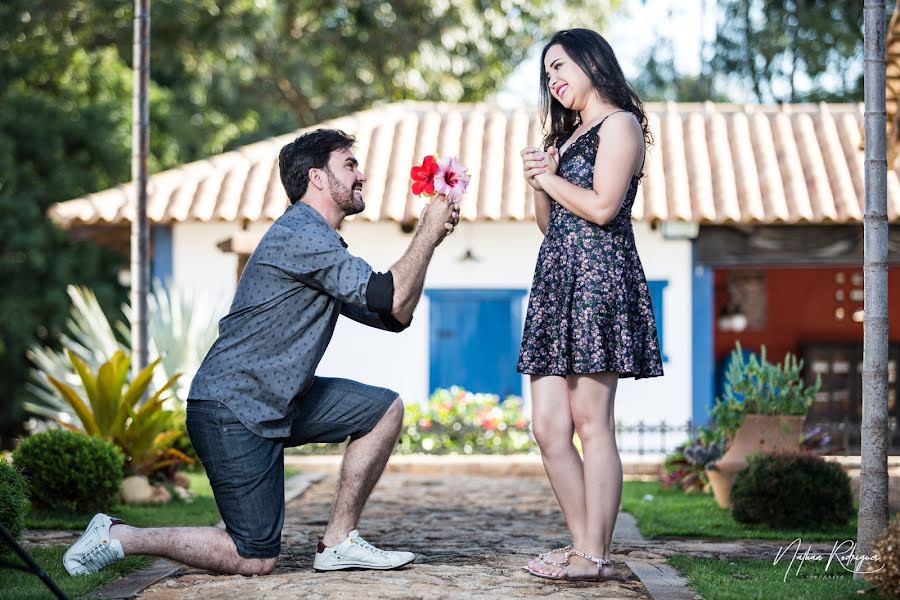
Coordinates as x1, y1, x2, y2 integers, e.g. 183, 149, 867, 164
50, 100, 900, 453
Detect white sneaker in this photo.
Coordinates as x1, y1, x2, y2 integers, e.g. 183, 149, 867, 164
313, 530, 415, 571
63, 513, 126, 575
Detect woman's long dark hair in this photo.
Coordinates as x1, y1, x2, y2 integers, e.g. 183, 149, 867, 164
539, 29, 652, 154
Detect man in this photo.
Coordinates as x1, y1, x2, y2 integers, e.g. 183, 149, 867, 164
64, 128, 459, 576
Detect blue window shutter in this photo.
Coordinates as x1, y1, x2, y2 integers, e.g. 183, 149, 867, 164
647, 280, 668, 362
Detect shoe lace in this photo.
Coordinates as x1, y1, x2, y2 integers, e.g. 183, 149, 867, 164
352, 535, 388, 557
79, 541, 118, 570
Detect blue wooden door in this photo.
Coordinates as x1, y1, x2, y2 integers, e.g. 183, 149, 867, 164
426, 289, 527, 398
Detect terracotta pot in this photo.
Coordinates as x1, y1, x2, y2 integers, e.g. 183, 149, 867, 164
121, 475, 172, 504
705, 414, 805, 509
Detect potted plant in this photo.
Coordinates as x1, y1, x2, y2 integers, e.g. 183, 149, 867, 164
661, 427, 724, 493
705, 343, 821, 508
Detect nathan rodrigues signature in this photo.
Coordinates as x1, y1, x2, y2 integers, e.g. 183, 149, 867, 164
773, 538, 885, 581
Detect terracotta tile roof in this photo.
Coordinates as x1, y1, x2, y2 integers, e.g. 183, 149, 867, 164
49, 101, 900, 227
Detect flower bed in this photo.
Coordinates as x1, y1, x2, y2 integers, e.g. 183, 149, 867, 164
396, 387, 535, 455
291, 387, 536, 455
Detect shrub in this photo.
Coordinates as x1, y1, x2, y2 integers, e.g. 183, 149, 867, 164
866, 516, 900, 598
13, 429, 123, 513
730, 452, 852, 529
0, 459, 30, 546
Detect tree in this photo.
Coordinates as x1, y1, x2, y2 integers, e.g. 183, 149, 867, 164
633, 38, 732, 102
858, 0, 889, 574
0, 0, 620, 445
713, 0, 880, 103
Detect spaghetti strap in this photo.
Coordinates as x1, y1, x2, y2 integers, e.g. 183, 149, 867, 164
596, 110, 644, 178
595, 109, 628, 130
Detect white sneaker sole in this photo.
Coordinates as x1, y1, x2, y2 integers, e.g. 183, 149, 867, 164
314, 556, 416, 572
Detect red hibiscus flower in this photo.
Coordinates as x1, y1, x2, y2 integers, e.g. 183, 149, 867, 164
410, 155, 439, 196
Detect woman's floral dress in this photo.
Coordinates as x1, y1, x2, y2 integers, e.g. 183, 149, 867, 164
517, 112, 664, 379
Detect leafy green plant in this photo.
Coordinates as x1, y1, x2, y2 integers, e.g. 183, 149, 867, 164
661, 427, 724, 492
44, 350, 193, 477
730, 452, 853, 529
0, 459, 30, 548
711, 343, 820, 442
396, 387, 534, 455
13, 429, 123, 513
26, 282, 223, 420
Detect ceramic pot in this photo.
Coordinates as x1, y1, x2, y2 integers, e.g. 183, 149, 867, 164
705, 414, 805, 508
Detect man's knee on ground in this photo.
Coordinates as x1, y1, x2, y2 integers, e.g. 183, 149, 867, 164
234, 556, 277, 576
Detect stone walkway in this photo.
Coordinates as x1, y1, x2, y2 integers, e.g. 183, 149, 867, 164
24, 462, 853, 599
134, 473, 658, 599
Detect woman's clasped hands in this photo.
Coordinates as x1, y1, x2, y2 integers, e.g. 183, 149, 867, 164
520, 146, 559, 192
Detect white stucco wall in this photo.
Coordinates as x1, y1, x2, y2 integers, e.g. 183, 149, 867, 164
172, 223, 241, 303
171, 219, 693, 448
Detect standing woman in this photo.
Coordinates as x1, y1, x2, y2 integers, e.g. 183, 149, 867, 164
517, 28, 663, 582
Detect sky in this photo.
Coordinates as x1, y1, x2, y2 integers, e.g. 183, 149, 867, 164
495, 0, 716, 107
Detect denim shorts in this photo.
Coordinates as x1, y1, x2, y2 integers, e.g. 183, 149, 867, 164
185, 377, 398, 559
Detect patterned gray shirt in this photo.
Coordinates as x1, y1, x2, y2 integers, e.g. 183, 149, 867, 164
188, 202, 404, 438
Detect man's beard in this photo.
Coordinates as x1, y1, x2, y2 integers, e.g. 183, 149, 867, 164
325, 168, 364, 216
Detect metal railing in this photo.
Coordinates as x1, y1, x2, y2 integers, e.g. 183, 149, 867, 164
615, 420, 696, 455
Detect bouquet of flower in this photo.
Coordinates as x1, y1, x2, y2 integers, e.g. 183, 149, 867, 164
410, 155, 470, 203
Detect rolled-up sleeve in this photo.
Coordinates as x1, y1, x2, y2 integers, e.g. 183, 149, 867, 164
340, 300, 409, 333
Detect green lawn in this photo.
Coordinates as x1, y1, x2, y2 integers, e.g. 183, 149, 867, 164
668, 555, 889, 600
26, 468, 300, 530
621, 481, 857, 541
26, 471, 221, 530
9, 468, 303, 599
0, 545, 150, 600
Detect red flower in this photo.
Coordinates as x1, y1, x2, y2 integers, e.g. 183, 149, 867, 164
410, 155, 439, 196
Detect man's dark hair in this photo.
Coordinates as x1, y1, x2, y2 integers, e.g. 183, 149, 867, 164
279, 128, 356, 204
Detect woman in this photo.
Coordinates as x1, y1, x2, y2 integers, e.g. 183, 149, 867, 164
516, 28, 663, 582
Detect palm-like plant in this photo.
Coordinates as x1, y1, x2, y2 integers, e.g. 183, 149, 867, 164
26, 281, 224, 420
47, 349, 192, 476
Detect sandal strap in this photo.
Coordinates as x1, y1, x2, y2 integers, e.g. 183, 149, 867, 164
538, 544, 573, 567
569, 548, 611, 567
539, 543, 572, 558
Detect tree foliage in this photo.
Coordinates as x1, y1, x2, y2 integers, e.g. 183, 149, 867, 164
713, 0, 872, 103
634, 0, 884, 103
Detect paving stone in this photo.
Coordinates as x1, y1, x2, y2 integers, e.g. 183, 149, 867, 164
137, 473, 652, 599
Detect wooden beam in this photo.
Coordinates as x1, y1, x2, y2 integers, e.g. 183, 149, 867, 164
216, 231, 264, 255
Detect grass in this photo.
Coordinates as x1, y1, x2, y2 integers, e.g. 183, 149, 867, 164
668, 554, 890, 600
26, 470, 221, 530
621, 481, 857, 541
9, 467, 304, 599
26, 467, 301, 530
0, 545, 150, 600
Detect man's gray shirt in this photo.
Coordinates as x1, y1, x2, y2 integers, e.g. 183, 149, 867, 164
188, 202, 405, 438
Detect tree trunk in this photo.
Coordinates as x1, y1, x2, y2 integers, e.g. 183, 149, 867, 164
131, 0, 150, 377
858, 0, 890, 578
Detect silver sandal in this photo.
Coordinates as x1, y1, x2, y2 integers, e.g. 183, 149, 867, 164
526, 548, 619, 582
